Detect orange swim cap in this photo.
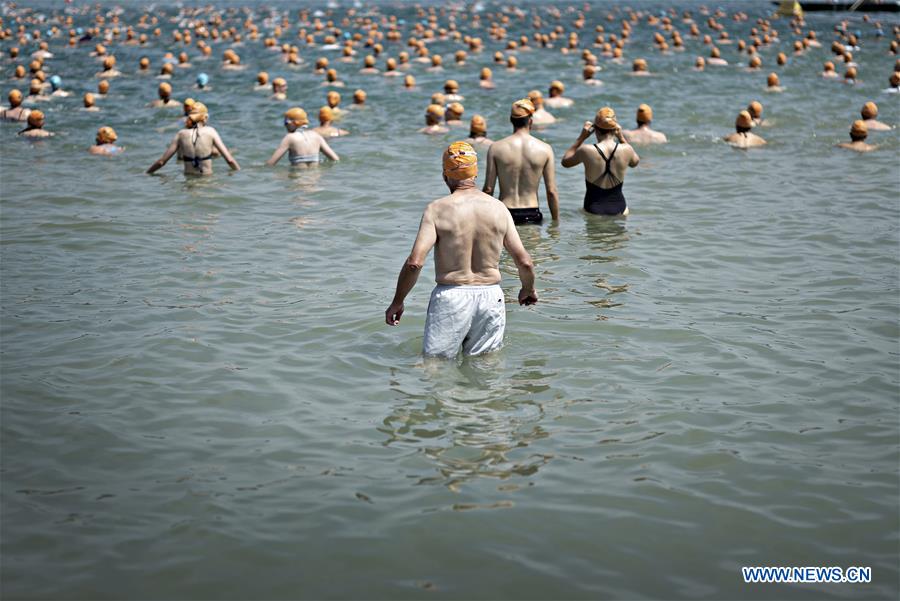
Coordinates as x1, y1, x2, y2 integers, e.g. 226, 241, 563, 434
845, 66, 857, 79
507, 55, 518, 67
326, 68, 338, 81
27, 109, 43, 127
469, 114, 487, 135
96, 126, 117, 144
158, 82, 172, 98
850, 119, 867, 139
747, 101, 763, 118
510, 98, 535, 118
777, 52, 787, 65
98, 80, 109, 94
444, 79, 459, 92
29, 78, 41, 94
426, 103, 445, 118
103, 56, 116, 69
14, 65, 25, 78
583, 65, 597, 79
891, 72, 900, 87
187, 101, 208, 124
549, 80, 564, 94
327, 90, 340, 107
285, 107, 308, 127
767, 73, 779, 86
404, 74, 415, 87
316, 57, 328, 69
633, 58, 648, 72
431, 54, 442, 66
161, 63, 174, 75
447, 102, 464, 118
353, 89, 366, 103
8, 89, 22, 106
527, 89, 544, 107
480, 67, 492, 80
364, 55, 375, 67
636, 103, 653, 124
318, 105, 333, 123
139, 57, 150, 69
83, 92, 94, 107
442, 141, 478, 180
749, 55, 762, 68
735, 110, 753, 129
257, 71, 268, 85
861, 101, 877, 119
386, 57, 397, 70
594, 107, 618, 130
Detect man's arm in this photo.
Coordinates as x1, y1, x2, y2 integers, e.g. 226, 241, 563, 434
211, 129, 240, 170
542, 147, 559, 221
318, 134, 340, 161
482, 143, 498, 196
146, 135, 179, 174
561, 121, 593, 168
502, 212, 537, 305
265, 134, 290, 166
385, 206, 438, 325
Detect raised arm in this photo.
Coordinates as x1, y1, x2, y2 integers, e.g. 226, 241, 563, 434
212, 129, 240, 170
146, 135, 179, 174
266, 134, 291, 166
502, 211, 537, 305
482, 143, 498, 196
628, 144, 640, 167
561, 121, 593, 168
385, 206, 438, 325
542, 147, 559, 221
318, 134, 340, 161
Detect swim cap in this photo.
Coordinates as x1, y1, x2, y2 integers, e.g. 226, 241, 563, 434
96, 126, 117, 144
426, 103, 445, 118
285, 107, 308, 127
404, 74, 415, 87
777, 52, 787, 65
636, 103, 652, 124
183, 97, 195, 114
431, 92, 445, 106
525, 91, 543, 109
594, 107, 618, 130
318, 105, 334, 123
710, 47, 720, 58
29, 60, 41, 73
469, 114, 486, 136
480, 67, 492, 80
386, 58, 397, 70
891, 72, 900, 87
188, 101, 208, 124
139, 57, 150, 69
103, 56, 115, 70
327, 91, 340, 107
431, 55, 442, 66
158, 82, 172, 98
83, 92, 95, 107
845, 66, 857, 79
14, 65, 25, 78
633, 58, 648, 72
507, 55, 518, 67
98, 80, 109, 94
48, 75, 61, 90
447, 102, 464, 118
353, 89, 366, 103
747, 101, 763, 118
364, 55, 375, 67
8, 89, 22, 106
850, 119, 867, 139
695, 56, 706, 68
27, 109, 43, 127
749, 55, 762, 68
196, 72, 209, 87
510, 98, 535, 118
735, 110, 753, 129
316, 57, 328, 69
442, 141, 478, 180
861, 102, 878, 119
767, 73, 779, 86
444, 79, 459, 92
326, 68, 337, 81
161, 63, 174, 75
29, 79, 41, 94
824, 61, 835, 72
549, 80, 564, 94
9, 47, 18, 58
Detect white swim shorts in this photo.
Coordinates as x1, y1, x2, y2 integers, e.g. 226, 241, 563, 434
423, 284, 506, 359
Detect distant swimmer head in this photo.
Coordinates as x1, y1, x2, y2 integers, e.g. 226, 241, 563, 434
386, 58, 397, 70
139, 57, 150, 70
196, 72, 209, 88
749, 55, 762, 69
425, 103, 445, 125
9, 47, 18, 58
98, 79, 110, 94
14, 65, 25, 78
272, 77, 287, 91
527, 89, 544, 108
850, 119, 868, 141
507, 55, 518, 68
594, 106, 619, 130
636, 103, 653, 124
430, 92, 446, 106
364, 55, 375, 67
96, 126, 117, 144
404, 74, 416, 88
318, 105, 333, 124
8, 89, 23, 107
710, 46, 720, 58
632, 58, 648, 72
183, 97, 195, 115
767, 72, 780, 87
353, 88, 366, 104
27, 109, 44, 128
861, 101, 878, 119
327, 90, 341, 108
480, 67, 492, 80
442, 141, 478, 181
747, 101, 763, 119
777, 52, 787, 65
187, 101, 208, 126
444, 79, 459, 93
446, 102, 464, 119
845, 66, 857, 80
49, 74, 61, 90
695, 56, 706, 69
284, 107, 309, 128
735, 110, 753, 131
326, 68, 338, 82
891, 72, 900, 88
257, 71, 268, 85
469, 114, 487, 136
29, 78, 42, 95
823, 61, 835, 72
315, 57, 328, 70
158, 81, 172, 99
161, 62, 174, 75
29, 60, 41, 73
510, 98, 535, 120
431, 54, 442, 66
583, 65, 597, 79
103, 56, 116, 70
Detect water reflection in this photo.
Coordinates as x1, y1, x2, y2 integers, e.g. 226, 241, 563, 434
582, 218, 631, 320
381, 357, 555, 491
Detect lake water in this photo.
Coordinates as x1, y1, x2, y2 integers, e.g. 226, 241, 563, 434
1, 1, 899, 599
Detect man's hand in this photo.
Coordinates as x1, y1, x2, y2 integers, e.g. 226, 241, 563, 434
518, 288, 538, 306
385, 302, 404, 325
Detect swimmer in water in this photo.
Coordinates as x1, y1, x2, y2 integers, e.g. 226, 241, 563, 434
766, 72, 784, 92
561, 107, 639, 217
48, 75, 70, 97
1, 89, 31, 122
445, 102, 465, 127
465, 114, 493, 147
479, 67, 495, 89
150, 82, 180, 108
420, 104, 449, 135
266, 107, 339, 167
861, 102, 891, 130
271, 77, 287, 100
822, 61, 839, 79
544, 80, 573, 108
444, 79, 464, 102
623, 104, 667, 145
97, 56, 121, 78
384, 141, 537, 359
384, 58, 401, 77
351, 89, 367, 109
483, 99, 559, 224
359, 55, 379, 75
694, 56, 706, 71
255, 71, 268, 90
146, 102, 240, 175
89, 126, 123, 155
18, 109, 52, 138
195, 73, 210, 90
631, 58, 651, 76
747, 101, 767, 127
26, 78, 50, 102
322, 68, 344, 87
326, 90, 345, 119
583, 65, 603, 86
527, 90, 556, 125
836, 120, 876, 152
708, 47, 728, 66
313, 106, 349, 137
885, 72, 900, 93
723, 110, 766, 148
82, 92, 99, 112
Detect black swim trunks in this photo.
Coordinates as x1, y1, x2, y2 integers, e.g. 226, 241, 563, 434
508, 207, 543, 225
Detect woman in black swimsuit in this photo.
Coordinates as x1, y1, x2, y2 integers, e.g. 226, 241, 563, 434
561, 107, 640, 216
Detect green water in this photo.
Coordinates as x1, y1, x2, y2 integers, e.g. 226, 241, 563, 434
1, 1, 898, 599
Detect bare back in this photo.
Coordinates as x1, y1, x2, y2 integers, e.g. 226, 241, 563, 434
485, 132, 554, 209
429, 190, 511, 285
577, 136, 638, 187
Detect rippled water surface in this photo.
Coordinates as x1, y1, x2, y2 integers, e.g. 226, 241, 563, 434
2, 1, 899, 599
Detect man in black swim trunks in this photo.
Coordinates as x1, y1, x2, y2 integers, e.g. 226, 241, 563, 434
483, 98, 559, 224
